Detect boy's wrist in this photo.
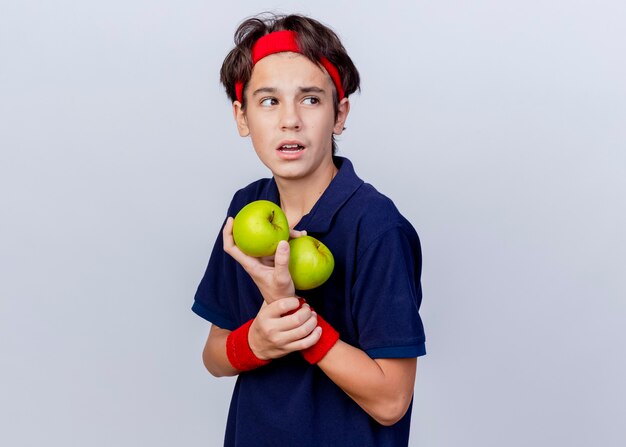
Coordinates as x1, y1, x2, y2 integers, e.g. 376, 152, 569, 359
226, 319, 271, 371
301, 313, 340, 364
247, 319, 271, 361
288, 299, 340, 364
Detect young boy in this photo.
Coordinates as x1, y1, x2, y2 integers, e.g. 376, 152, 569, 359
192, 13, 426, 446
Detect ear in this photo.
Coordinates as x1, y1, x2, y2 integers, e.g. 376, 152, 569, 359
232, 101, 250, 137
333, 98, 351, 135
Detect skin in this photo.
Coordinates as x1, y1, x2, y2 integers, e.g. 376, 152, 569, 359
202, 52, 417, 426
233, 52, 345, 226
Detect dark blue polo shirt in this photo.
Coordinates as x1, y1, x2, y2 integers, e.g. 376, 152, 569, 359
193, 157, 426, 447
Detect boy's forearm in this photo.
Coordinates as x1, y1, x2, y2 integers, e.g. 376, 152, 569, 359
317, 340, 417, 426
202, 325, 240, 377
203, 320, 417, 426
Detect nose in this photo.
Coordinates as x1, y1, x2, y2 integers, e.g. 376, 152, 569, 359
279, 103, 301, 131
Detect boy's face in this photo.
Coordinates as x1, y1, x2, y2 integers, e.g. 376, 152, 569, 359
233, 52, 349, 182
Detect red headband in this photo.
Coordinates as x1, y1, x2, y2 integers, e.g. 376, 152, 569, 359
234, 30, 345, 103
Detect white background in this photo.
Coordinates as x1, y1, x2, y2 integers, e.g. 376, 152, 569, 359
1, 1, 624, 446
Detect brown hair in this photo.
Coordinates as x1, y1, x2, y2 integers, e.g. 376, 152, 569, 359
220, 13, 361, 154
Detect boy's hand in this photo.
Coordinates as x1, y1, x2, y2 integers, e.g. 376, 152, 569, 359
222, 217, 305, 303
248, 298, 322, 360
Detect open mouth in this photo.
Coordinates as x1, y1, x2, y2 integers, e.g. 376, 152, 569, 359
278, 144, 305, 153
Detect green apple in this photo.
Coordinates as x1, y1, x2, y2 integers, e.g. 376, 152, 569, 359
232, 200, 290, 257
288, 236, 335, 290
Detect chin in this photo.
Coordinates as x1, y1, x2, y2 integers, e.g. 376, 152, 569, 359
271, 166, 309, 181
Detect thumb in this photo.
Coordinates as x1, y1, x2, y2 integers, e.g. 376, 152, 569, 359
273, 240, 293, 290
274, 240, 290, 266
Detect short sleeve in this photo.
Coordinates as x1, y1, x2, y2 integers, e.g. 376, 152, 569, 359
191, 183, 280, 331
192, 191, 251, 330
191, 219, 239, 330
351, 224, 426, 358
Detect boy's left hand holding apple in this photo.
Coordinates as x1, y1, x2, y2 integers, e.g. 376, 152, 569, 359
222, 216, 306, 304
222, 217, 322, 362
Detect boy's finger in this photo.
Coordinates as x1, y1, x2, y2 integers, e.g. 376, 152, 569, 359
289, 228, 307, 239
222, 217, 243, 259
273, 240, 293, 290
283, 324, 323, 352
222, 217, 256, 269
273, 240, 290, 267
267, 297, 302, 318
269, 311, 318, 350
282, 308, 317, 336
222, 217, 235, 247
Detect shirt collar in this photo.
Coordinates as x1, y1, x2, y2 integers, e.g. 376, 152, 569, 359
261, 156, 364, 234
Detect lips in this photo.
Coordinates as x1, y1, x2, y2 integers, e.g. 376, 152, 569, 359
277, 141, 305, 152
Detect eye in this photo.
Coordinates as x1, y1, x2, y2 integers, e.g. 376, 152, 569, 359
302, 96, 320, 105
260, 97, 278, 107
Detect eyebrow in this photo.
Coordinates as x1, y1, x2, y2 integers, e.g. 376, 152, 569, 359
252, 87, 277, 96
299, 86, 326, 94
251, 86, 327, 96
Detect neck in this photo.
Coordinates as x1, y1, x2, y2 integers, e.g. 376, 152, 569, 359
276, 157, 338, 228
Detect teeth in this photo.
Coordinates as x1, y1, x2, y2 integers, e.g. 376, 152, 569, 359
280, 144, 303, 151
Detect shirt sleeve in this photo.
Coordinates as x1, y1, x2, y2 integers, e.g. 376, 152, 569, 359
191, 190, 252, 331
351, 224, 426, 359
191, 218, 239, 331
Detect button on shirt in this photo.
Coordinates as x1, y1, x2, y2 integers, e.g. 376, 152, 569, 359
193, 156, 426, 447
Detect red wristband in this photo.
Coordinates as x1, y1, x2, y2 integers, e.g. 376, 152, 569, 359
226, 319, 270, 372
301, 313, 340, 364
